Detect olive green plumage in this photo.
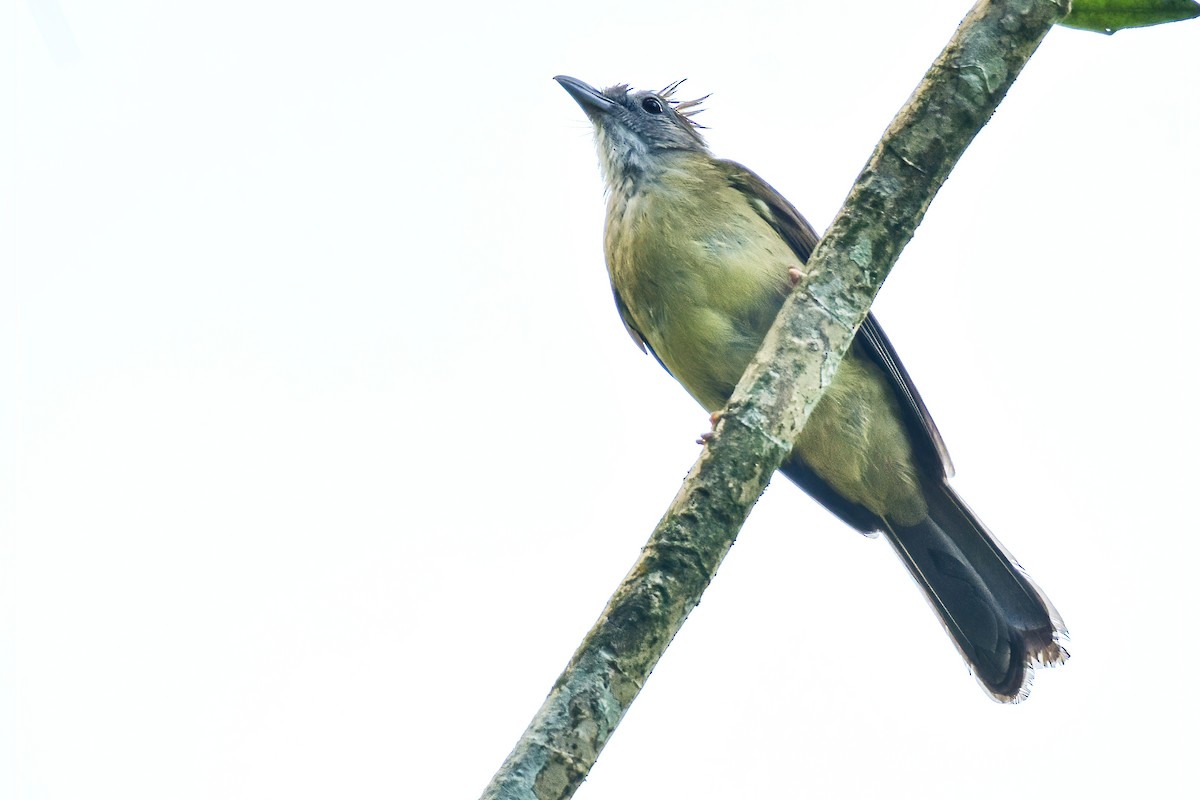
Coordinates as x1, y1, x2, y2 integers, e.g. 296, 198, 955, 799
556, 75, 1067, 701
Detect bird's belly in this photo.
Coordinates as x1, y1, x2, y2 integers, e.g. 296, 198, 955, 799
793, 348, 927, 525
652, 299, 927, 525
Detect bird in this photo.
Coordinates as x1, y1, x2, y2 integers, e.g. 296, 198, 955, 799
555, 74, 1068, 702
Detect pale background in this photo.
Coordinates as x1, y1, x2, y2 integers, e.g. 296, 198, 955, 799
4, 2, 1198, 798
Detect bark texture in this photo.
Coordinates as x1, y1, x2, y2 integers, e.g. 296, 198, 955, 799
481, 2, 1069, 798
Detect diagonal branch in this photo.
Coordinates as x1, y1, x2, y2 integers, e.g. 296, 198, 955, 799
481, 2, 1069, 798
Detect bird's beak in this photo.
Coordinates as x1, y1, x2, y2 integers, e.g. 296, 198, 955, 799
554, 75, 616, 116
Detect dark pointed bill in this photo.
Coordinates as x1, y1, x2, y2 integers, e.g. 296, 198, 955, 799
554, 75, 616, 115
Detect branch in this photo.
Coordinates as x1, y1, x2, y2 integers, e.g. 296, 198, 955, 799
482, 2, 1069, 798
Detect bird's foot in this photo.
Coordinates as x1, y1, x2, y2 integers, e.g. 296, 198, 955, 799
696, 411, 723, 445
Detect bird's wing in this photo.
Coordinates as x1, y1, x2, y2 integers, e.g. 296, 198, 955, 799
725, 160, 953, 478
725, 164, 819, 262
612, 286, 676, 377
856, 314, 954, 476
612, 288, 649, 353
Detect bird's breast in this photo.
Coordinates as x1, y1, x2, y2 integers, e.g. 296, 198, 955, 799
604, 180, 794, 411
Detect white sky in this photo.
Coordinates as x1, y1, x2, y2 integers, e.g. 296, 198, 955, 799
4, 2, 1199, 798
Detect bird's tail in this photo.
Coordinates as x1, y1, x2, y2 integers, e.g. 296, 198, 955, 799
883, 481, 1068, 702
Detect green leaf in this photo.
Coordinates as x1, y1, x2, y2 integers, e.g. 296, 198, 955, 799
1061, 0, 1200, 34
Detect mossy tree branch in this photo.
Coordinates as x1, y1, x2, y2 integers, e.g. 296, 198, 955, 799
481, 1, 1069, 798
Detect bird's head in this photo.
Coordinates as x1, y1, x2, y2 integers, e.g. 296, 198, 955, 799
555, 75, 710, 190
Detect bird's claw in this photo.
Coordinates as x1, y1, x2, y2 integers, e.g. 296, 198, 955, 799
697, 411, 723, 445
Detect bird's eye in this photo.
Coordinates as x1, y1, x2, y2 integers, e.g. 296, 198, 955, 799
641, 97, 664, 114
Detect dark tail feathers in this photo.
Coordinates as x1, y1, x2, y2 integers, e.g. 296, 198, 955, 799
883, 482, 1068, 702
